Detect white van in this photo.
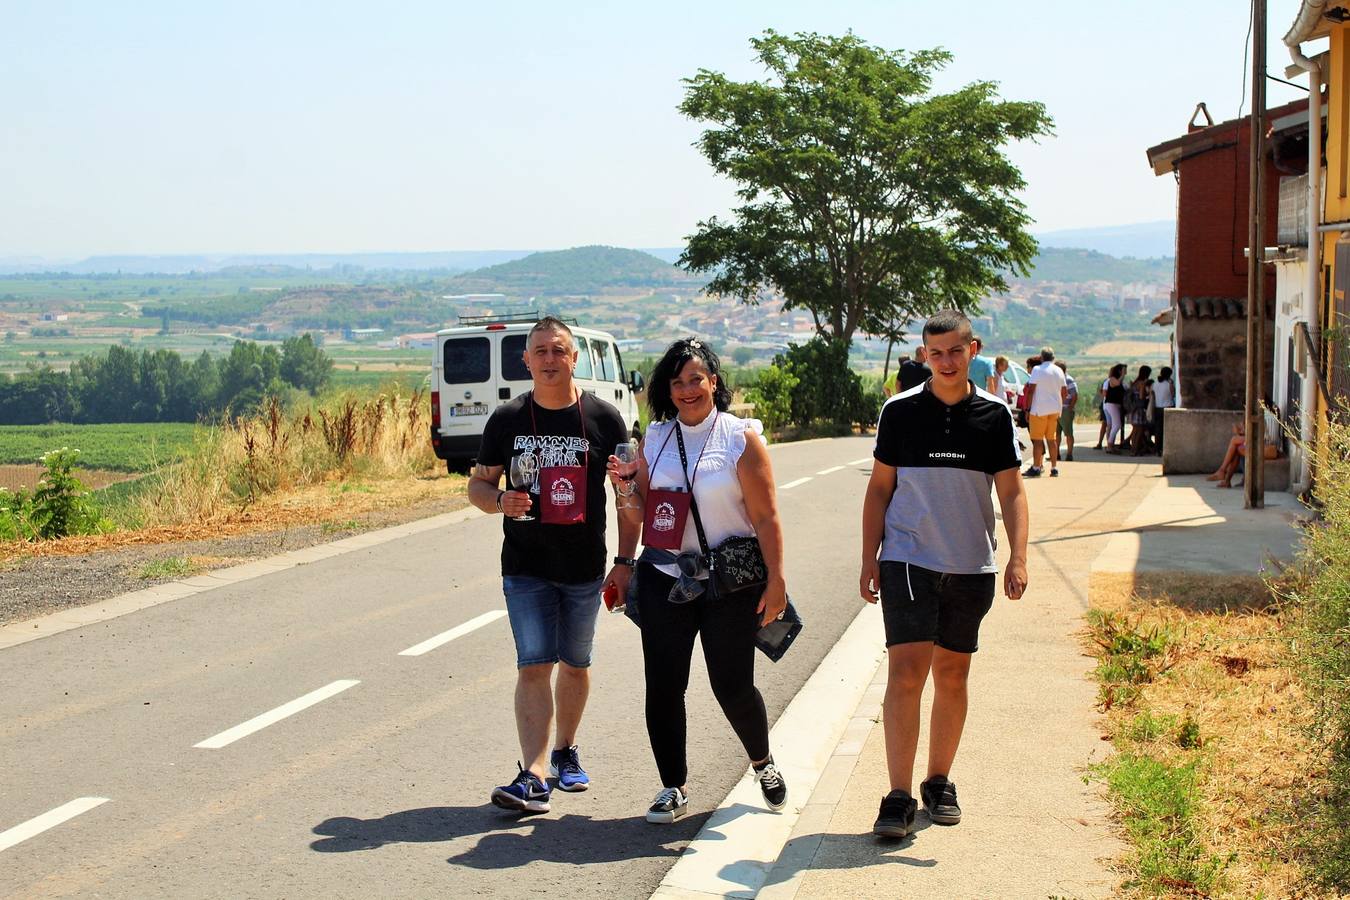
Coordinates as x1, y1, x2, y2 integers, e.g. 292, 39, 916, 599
429, 315, 646, 472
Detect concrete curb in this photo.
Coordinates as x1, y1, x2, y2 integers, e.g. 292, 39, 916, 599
0, 505, 482, 651
652, 602, 885, 899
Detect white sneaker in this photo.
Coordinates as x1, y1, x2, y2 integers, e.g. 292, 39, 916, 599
646, 786, 688, 823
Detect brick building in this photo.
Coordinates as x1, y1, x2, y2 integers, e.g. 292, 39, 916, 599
1146, 98, 1308, 409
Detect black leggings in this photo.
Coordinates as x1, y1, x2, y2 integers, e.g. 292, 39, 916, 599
636, 562, 770, 788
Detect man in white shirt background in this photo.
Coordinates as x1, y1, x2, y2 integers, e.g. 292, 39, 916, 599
1022, 348, 1069, 478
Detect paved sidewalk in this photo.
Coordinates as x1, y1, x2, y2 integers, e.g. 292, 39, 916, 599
753, 445, 1305, 899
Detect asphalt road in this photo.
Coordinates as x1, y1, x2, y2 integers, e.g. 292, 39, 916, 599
1, 435, 877, 900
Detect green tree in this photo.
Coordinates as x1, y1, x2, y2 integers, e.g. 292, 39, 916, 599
280, 333, 333, 394
732, 346, 755, 366
679, 30, 1053, 346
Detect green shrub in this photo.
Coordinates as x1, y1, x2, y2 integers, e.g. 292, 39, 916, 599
1281, 420, 1350, 891
773, 338, 875, 429
0, 447, 112, 540
744, 364, 797, 432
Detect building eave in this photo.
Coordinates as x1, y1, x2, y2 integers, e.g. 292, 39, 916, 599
1284, 0, 1333, 45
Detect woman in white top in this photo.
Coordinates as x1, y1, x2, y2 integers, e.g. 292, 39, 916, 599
1151, 366, 1175, 454
608, 338, 788, 824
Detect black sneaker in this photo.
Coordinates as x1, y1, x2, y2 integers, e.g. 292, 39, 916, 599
920, 775, 962, 825
1022, 466, 1042, 478
1050, 467, 1060, 477
872, 789, 917, 838
646, 786, 688, 823
754, 759, 787, 811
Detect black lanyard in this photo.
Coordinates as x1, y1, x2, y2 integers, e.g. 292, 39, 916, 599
526, 388, 589, 469
673, 415, 718, 559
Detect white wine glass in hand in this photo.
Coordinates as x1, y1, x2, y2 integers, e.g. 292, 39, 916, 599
614, 442, 640, 510
509, 454, 537, 521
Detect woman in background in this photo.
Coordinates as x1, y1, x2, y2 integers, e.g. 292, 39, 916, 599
1127, 365, 1154, 456
1151, 366, 1175, 454
1101, 363, 1127, 453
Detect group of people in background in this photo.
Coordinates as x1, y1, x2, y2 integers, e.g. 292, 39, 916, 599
1095, 363, 1175, 457
896, 345, 1177, 466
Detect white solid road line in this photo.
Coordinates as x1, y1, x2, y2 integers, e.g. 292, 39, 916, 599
778, 477, 812, 490
814, 465, 844, 475
847, 456, 872, 465
194, 680, 360, 750
0, 797, 110, 854
398, 610, 507, 657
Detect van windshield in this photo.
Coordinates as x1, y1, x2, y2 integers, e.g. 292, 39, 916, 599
443, 337, 490, 383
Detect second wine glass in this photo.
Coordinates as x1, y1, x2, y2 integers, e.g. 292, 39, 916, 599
509, 453, 537, 521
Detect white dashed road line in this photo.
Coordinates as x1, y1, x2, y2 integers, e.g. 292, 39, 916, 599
814, 465, 844, 475
0, 798, 110, 854
778, 477, 812, 491
398, 610, 507, 657
194, 680, 360, 750
847, 456, 872, 466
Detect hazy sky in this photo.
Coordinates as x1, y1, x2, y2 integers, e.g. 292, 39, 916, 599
1, 1, 1318, 258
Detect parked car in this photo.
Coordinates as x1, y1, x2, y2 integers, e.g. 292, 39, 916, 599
429, 316, 644, 472
998, 360, 1030, 406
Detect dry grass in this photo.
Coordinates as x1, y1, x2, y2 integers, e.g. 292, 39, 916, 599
0, 386, 469, 561
1088, 571, 1314, 897
135, 387, 438, 526
0, 470, 465, 561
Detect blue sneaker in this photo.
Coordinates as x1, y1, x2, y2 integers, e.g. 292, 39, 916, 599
490, 763, 551, 813
549, 745, 590, 792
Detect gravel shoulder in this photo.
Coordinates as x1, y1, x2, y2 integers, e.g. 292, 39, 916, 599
1, 495, 470, 627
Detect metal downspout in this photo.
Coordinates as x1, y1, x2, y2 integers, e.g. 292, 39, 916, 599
1287, 42, 1322, 494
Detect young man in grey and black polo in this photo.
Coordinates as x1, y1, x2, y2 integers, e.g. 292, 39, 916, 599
859, 309, 1029, 839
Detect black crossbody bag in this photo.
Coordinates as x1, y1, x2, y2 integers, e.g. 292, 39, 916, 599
674, 421, 768, 596
674, 422, 803, 662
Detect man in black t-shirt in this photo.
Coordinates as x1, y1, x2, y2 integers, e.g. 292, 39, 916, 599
860, 309, 1029, 839
898, 345, 931, 392
467, 317, 637, 815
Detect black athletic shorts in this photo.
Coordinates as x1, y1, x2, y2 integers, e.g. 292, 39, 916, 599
879, 561, 996, 654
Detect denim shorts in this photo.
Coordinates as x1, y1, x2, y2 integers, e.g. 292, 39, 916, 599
502, 574, 604, 669
879, 561, 996, 654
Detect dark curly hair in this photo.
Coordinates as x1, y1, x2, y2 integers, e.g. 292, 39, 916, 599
646, 338, 732, 422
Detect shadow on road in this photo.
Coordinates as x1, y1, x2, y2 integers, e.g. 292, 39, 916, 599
311, 806, 709, 868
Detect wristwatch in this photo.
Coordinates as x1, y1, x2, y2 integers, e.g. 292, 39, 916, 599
613, 556, 637, 567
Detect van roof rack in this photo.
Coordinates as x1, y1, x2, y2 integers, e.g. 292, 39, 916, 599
455, 313, 579, 327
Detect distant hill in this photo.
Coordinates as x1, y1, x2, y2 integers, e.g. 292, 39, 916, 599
1021, 247, 1172, 284
448, 245, 697, 294
1033, 220, 1174, 259
0, 250, 535, 276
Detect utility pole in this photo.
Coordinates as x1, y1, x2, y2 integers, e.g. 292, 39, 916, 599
1245, 0, 1267, 509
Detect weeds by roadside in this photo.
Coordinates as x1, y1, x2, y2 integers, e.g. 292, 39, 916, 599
135, 556, 202, 580
1085, 574, 1310, 898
